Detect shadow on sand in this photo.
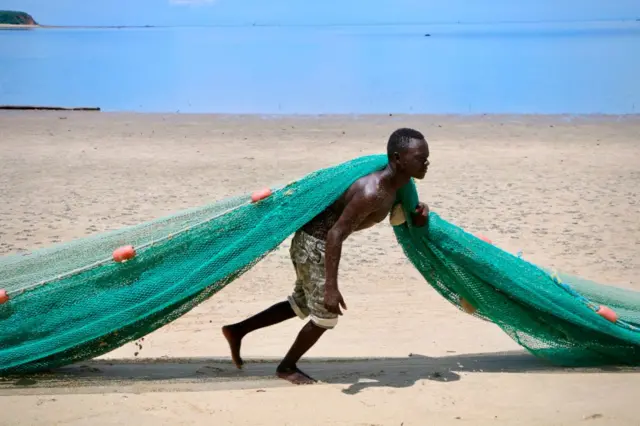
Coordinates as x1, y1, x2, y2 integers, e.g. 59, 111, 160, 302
1, 350, 637, 396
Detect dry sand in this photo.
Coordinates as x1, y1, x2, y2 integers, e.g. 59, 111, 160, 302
0, 25, 38, 30
0, 112, 639, 425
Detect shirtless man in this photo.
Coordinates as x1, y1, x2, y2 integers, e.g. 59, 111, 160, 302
222, 128, 430, 384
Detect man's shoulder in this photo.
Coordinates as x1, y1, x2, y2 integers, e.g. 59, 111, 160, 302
345, 176, 392, 206
346, 173, 377, 194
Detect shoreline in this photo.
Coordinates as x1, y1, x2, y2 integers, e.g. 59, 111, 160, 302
0, 24, 38, 29
0, 105, 100, 111
2, 109, 639, 120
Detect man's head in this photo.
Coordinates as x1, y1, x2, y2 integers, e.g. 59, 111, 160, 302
387, 128, 430, 179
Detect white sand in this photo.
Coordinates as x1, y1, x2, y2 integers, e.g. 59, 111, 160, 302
1, 112, 639, 425
0, 25, 38, 29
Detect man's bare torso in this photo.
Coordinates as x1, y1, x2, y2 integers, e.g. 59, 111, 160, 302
302, 171, 397, 240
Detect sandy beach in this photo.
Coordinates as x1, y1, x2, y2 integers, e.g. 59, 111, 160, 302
1, 111, 639, 425
0, 24, 38, 29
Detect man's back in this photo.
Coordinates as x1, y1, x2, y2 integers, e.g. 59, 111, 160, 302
302, 171, 399, 240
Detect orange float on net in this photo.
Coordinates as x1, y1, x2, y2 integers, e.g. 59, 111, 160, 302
477, 234, 493, 244
113, 245, 136, 263
251, 187, 272, 203
0, 289, 9, 305
596, 305, 618, 323
460, 297, 477, 314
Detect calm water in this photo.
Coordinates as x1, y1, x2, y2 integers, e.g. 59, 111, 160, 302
1, 21, 639, 114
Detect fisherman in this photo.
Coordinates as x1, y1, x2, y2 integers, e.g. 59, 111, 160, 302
222, 128, 430, 384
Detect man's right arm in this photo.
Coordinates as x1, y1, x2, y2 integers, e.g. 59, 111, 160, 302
324, 190, 378, 315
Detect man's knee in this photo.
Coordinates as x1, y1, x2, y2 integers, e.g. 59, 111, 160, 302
310, 314, 338, 330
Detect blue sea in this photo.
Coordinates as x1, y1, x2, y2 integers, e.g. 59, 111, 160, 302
1, 20, 639, 114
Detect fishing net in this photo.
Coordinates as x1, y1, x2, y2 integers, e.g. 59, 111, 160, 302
1, 154, 639, 374
393, 181, 640, 366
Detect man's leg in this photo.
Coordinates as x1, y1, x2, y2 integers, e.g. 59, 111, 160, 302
223, 232, 311, 369
273, 231, 338, 385
276, 320, 327, 385
222, 301, 297, 369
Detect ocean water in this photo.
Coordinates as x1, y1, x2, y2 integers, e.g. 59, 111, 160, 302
1, 21, 639, 114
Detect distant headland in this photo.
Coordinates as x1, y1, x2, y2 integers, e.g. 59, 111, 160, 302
0, 10, 38, 27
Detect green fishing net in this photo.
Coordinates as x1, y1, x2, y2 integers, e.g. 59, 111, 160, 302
0, 154, 638, 374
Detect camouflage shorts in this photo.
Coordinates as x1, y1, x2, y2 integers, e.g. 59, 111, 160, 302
287, 230, 338, 329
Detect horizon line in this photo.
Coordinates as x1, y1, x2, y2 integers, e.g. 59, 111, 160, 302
6, 16, 640, 29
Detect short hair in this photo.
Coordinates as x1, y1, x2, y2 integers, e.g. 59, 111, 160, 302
387, 128, 425, 158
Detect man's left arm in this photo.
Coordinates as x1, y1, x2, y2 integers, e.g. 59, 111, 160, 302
411, 202, 429, 228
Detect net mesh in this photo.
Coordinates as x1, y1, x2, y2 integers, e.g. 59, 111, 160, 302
1, 154, 639, 374
393, 181, 640, 366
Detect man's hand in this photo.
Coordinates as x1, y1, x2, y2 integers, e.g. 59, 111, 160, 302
411, 202, 429, 227
324, 286, 347, 315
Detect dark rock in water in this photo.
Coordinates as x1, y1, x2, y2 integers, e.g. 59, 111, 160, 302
0, 11, 38, 25
424, 33, 431, 37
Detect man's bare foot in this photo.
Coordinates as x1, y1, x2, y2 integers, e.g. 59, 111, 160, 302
221, 325, 244, 369
276, 365, 317, 385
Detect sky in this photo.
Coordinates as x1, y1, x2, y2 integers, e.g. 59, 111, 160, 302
2, 0, 640, 27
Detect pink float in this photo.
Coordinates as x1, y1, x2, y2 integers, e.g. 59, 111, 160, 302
251, 187, 272, 203
477, 234, 493, 244
596, 305, 618, 323
460, 297, 477, 314
0, 289, 8, 305
113, 245, 136, 263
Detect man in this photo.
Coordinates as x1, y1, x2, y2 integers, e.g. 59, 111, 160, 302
222, 128, 430, 384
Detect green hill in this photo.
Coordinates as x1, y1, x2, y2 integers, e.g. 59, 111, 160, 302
0, 10, 38, 25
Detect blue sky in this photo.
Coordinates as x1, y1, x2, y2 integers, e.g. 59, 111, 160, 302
3, 0, 640, 26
